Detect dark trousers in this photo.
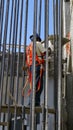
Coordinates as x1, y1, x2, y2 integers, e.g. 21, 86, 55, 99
29, 64, 43, 106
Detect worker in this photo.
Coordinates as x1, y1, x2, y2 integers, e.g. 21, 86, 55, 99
22, 33, 46, 106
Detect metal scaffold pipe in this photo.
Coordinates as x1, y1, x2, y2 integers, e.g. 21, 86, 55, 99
0, 0, 66, 129
8, 0, 17, 128
0, 0, 4, 93
0, 0, 10, 121
22, 0, 28, 93
38, 0, 42, 36
22, 0, 28, 129
54, 0, 59, 129
2, 0, 10, 129
13, 0, 20, 129
31, 0, 37, 130
7, 0, 14, 126
9, 0, 17, 105
0, 0, 4, 51
70, 0, 73, 72
44, 0, 49, 130
53, 0, 57, 129
57, 0, 63, 130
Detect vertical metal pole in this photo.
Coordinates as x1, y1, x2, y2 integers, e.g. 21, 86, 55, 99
22, 0, 28, 130
9, 0, 17, 104
4, 0, 11, 106
53, 0, 58, 129
57, 0, 63, 130
2, 0, 10, 129
62, 0, 66, 98
13, 0, 20, 129
63, 0, 66, 37
0, 3, 1, 44
0, 0, 10, 119
44, 0, 49, 130
0, 0, 4, 91
42, 1, 45, 128
54, 0, 59, 129
7, 1, 15, 130
38, 0, 42, 36
42, 103, 45, 130
0, 0, 4, 51
7, 0, 16, 128
15, 0, 20, 103
11, 0, 18, 105
22, 0, 28, 89
70, 1, 73, 72
36, 0, 38, 31
42, 69, 45, 130
31, 0, 37, 130
53, 0, 57, 129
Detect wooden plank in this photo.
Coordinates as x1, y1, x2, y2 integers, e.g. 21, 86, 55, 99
1, 105, 55, 114
0, 122, 9, 126
41, 35, 70, 45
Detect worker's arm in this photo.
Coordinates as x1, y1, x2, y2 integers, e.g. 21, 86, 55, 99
36, 42, 46, 57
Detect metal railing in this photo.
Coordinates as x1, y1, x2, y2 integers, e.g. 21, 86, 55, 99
0, 0, 65, 130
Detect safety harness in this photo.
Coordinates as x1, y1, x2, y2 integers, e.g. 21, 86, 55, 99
22, 42, 45, 97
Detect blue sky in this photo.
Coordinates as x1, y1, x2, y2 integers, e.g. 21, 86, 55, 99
26, 0, 54, 44
2, 0, 54, 48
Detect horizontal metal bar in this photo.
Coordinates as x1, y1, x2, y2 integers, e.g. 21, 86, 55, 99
1, 105, 55, 114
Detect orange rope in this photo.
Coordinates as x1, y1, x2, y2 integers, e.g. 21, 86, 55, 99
22, 66, 43, 97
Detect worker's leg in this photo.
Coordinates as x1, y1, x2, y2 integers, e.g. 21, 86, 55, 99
35, 65, 43, 124
35, 65, 43, 106
28, 65, 43, 106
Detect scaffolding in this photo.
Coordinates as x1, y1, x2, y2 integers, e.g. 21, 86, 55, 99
0, 0, 71, 130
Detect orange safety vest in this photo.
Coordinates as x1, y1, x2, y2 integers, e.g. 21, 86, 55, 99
26, 42, 45, 67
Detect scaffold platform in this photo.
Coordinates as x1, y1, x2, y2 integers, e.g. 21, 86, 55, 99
0, 105, 55, 115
